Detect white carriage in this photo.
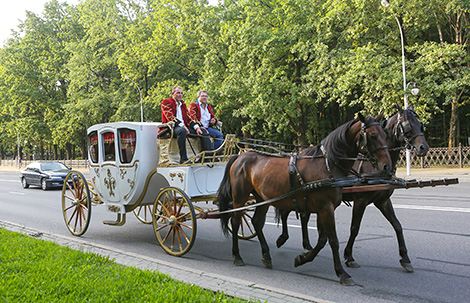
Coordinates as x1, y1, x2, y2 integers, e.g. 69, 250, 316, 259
61, 121, 255, 256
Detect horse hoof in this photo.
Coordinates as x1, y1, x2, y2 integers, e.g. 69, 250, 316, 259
340, 276, 356, 286
294, 255, 304, 267
400, 260, 414, 273
345, 260, 360, 268
276, 236, 287, 248
262, 258, 272, 269
233, 258, 245, 266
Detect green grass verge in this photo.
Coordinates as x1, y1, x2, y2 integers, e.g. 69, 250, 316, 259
0, 228, 257, 302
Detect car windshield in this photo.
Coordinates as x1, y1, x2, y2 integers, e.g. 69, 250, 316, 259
40, 163, 68, 171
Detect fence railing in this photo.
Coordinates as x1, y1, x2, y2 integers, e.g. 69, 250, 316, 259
0, 159, 89, 169
1, 144, 469, 169
397, 143, 470, 168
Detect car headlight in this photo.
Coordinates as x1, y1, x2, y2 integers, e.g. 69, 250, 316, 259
49, 176, 62, 181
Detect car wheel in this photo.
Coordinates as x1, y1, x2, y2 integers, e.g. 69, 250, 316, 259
21, 177, 29, 189
41, 178, 48, 191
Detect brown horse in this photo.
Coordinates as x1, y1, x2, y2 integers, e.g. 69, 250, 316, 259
217, 114, 392, 285
276, 104, 429, 272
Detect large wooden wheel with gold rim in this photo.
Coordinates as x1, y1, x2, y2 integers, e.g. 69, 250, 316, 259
133, 204, 153, 224
152, 187, 196, 256
61, 170, 92, 236
228, 200, 257, 240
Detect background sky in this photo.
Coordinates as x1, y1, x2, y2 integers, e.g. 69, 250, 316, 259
0, 0, 80, 46
0, 0, 218, 47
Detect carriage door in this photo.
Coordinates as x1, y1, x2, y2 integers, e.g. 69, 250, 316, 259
116, 128, 138, 203
88, 131, 103, 199
100, 131, 121, 204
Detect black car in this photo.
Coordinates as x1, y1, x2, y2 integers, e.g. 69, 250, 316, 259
20, 162, 71, 190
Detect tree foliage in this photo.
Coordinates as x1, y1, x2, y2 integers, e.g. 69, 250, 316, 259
1, 0, 470, 160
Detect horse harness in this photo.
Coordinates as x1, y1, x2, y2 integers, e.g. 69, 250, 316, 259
395, 110, 425, 151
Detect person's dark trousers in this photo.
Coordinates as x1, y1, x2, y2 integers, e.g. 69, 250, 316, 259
173, 126, 188, 163
198, 128, 213, 151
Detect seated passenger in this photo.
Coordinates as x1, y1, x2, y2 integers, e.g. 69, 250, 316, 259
160, 86, 211, 163
189, 90, 224, 151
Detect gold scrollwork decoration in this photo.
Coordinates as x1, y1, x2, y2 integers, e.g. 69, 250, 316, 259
128, 179, 135, 189
108, 205, 120, 213
177, 172, 184, 183
120, 169, 127, 179
104, 168, 116, 196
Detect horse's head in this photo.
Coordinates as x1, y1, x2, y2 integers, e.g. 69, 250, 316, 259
389, 104, 429, 157
356, 112, 392, 175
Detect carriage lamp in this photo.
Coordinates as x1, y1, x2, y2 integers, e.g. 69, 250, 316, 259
124, 75, 144, 123
405, 82, 419, 105
410, 83, 420, 96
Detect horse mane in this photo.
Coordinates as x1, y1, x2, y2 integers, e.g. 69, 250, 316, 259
320, 118, 360, 165
300, 118, 360, 161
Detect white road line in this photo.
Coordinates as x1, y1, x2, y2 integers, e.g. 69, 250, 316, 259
0, 179, 19, 182
8, 192, 25, 195
265, 221, 317, 230
394, 204, 470, 213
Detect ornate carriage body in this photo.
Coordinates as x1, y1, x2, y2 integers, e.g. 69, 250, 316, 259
86, 121, 227, 214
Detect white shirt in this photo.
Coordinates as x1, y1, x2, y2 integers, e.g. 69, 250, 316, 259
200, 103, 211, 128
176, 102, 184, 127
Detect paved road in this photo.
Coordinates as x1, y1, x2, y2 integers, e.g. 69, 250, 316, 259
1, 168, 470, 302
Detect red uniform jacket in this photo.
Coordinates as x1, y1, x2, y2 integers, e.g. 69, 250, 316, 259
161, 98, 198, 132
188, 101, 218, 127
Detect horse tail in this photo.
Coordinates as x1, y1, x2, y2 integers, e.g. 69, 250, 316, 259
217, 154, 239, 237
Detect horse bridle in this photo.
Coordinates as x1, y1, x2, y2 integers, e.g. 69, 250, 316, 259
357, 121, 389, 156
396, 110, 425, 151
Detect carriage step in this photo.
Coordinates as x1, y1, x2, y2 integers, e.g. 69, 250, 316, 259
103, 214, 126, 226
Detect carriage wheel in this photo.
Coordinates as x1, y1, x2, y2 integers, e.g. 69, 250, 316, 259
152, 187, 197, 256
133, 205, 153, 224
61, 171, 92, 236
227, 200, 257, 240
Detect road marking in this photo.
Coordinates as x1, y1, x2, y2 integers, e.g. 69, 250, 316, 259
392, 204, 470, 213
0, 179, 19, 182
9, 192, 25, 195
265, 221, 317, 230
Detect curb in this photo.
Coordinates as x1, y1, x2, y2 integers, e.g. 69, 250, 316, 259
0, 220, 331, 303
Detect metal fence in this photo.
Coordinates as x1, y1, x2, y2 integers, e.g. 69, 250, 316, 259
397, 144, 470, 168
0, 159, 89, 169
1, 144, 469, 169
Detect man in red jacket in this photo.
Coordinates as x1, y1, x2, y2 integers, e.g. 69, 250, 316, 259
189, 90, 224, 151
161, 86, 211, 163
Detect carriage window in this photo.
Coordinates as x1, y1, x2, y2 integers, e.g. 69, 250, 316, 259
103, 132, 115, 161
118, 128, 136, 164
88, 131, 99, 163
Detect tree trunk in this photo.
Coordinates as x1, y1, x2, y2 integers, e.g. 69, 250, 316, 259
54, 144, 58, 160
66, 143, 72, 160
448, 99, 459, 148
80, 138, 87, 159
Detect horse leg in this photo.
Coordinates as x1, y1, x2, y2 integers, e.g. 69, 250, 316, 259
276, 210, 290, 248
322, 210, 355, 286
344, 199, 368, 268
375, 198, 413, 272
294, 218, 327, 267
231, 211, 245, 266
277, 211, 313, 250
252, 205, 272, 268
300, 212, 313, 250
296, 210, 355, 286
